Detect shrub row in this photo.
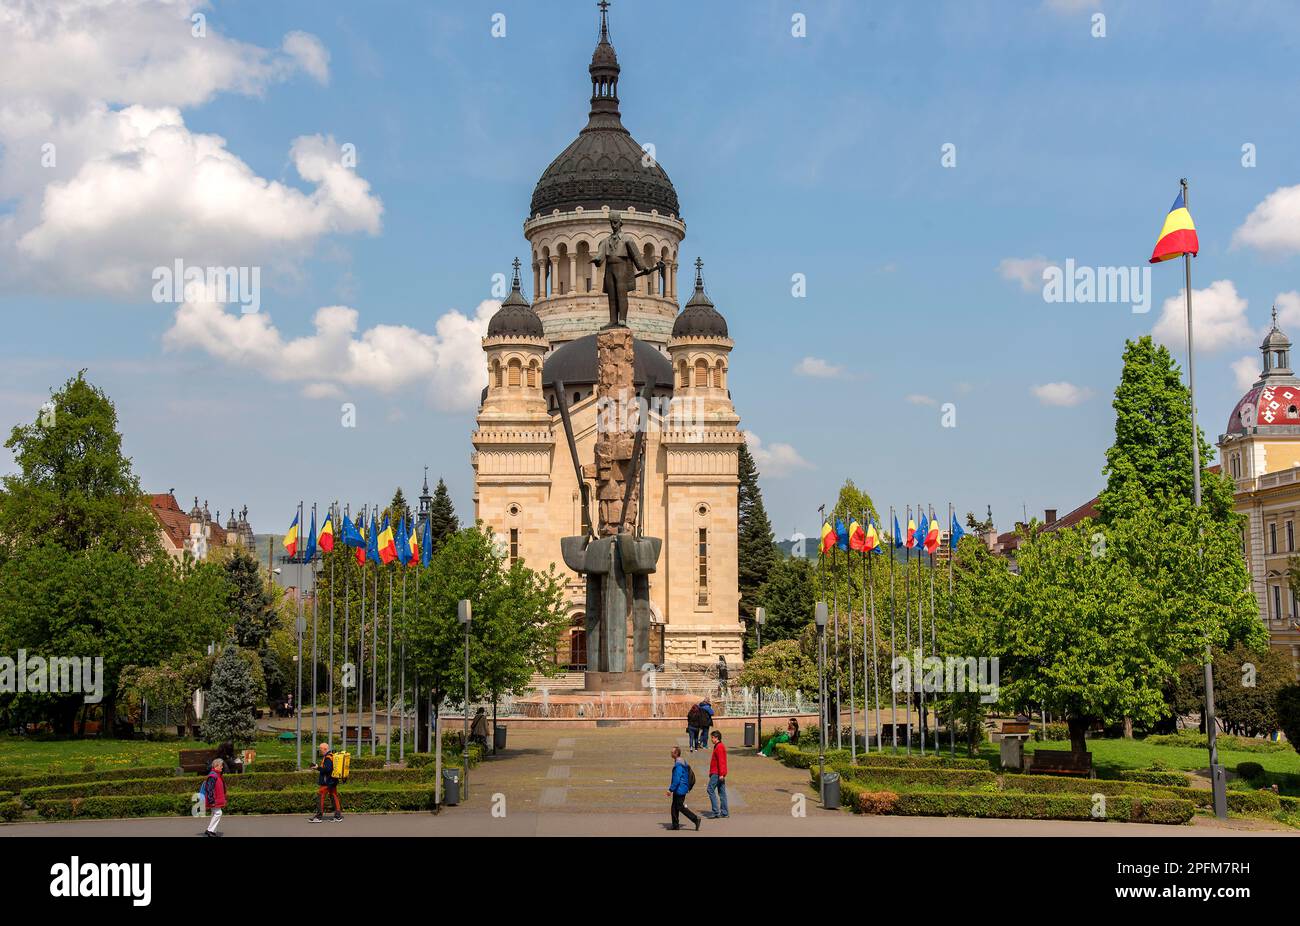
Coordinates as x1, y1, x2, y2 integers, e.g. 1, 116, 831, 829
1236, 761, 1264, 780
0, 765, 175, 791
1003, 775, 1161, 797
0, 798, 23, 822
773, 743, 986, 770
822, 764, 998, 791
1153, 786, 1283, 815
1145, 732, 1289, 754
20, 767, 430, 803
34, 787, 437, 820
1117, 770, 1189, 787
849, 790, 1194, 825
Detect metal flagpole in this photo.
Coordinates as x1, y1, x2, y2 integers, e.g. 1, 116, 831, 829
328, 502, 336, 749
1179, 178, 1227, 820
311, 502, 319, 757
817, 504, 826, 749
295, 501, 304, 771
948, 501, 957, 757
415, 547, 422, 752
860, 512, 870, 755
929, 504, 939, 753
386, 561, 393, 764
371, 505, 379, 756
399, 548, 407, 761
342, 504, 350, 757
916, 501, 926, 756
357, 504, 367, 751
904, 504, 913, 755
832, 540, 841, 750
888, 506, 898, 752
868, 512, 882, 751
847, 534, 857, 763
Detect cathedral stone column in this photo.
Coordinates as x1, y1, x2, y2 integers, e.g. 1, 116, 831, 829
568, 254, 577, 295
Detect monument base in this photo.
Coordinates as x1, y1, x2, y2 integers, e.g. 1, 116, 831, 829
582, 670, 644, 693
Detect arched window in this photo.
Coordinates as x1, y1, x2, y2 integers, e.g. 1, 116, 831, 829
527, 361, 539, 389
508, 359, 522, 387
712, 361, 723, 389
493, 360, 502, 389
694, 358, 708, 388
676, 361, 687, 389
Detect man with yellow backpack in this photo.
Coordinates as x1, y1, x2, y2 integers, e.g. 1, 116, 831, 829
311, 742, 348, 823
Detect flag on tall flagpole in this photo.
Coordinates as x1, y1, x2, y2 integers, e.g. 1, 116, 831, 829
395, 517, 411, 566
905, 513, 919, 549
378, 517, 397, 565
835, 517, 850, 553
406, 517, 420, 566
282, 511, 300, 557
864, 516, 881, 553
950, 513, 965, 549
305, 507, 317, 562
893, 514, 904, 549
820, 519, 838, 555
1149, 188, 1199, 263
367, 515, 381, 565
421, 518, 432, 567
924, 514, 940, 554
319, 509, 335, 553
848, 516, 867, 552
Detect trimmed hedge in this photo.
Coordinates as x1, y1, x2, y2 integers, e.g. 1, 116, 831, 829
0, 765, 175, 791
1117, 770, 1189, 787
822, 764, 998, 791
1236, 761, 1264, 781
879, 791, 1194, 825
20, 767, 430, 803
0, 798, 23, 822
774, 743, 987, 770
35, 787, 437, 820
1004, 775, 1162, 797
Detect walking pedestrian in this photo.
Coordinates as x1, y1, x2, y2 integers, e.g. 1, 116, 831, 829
667, 746, 700, 831
706, 730, 728, 818
698, 698, 714, 744
201, 757, 226, 837
686, 703, 704, 751
311, 742, 343, 823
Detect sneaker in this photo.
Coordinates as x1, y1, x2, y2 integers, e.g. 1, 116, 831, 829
309, 814, 324, 823
694, 817, 701, 831
331, 814, 343, 822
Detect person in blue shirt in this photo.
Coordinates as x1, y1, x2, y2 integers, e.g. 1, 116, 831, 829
666, 746, 700, 831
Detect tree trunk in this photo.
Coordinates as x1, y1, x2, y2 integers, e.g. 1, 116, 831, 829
1066, 715, 1090, 757
492, 696, 498, 756
415, 690, 430, 753
1123, 716, 1133, 739
102, 693, 118, 738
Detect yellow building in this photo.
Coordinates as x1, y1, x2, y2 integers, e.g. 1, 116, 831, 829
470, 6, 743, 669
1218, 309, 1300, 668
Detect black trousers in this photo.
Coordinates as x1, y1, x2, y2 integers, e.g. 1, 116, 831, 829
670, 792, 698, 829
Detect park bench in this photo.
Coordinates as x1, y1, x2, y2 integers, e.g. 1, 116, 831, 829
340, 726, 373, 742
1001, 720, 1031, 736
1028, 749, 1092, 777
179, 748, 220, 774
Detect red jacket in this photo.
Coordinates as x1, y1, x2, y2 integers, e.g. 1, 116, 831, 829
709, 742, 727, 777
205, 770, 227, 809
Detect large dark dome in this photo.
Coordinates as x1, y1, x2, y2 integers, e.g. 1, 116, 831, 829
542, 333, 673, 390
528, 6, 679, 218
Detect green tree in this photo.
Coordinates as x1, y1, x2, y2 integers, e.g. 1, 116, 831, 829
202, 645, 260, 746
737, 440, 777, 628
0, 371, 159, 562
830, 478, 877, 525
387, 487, 412, 528
736, 638, 816, 695
1174, 642, 1294, 737
226, 546, 276, 651
1277, 684, 1300, 755
428, 479, 459, 550
755, 556, 816, 647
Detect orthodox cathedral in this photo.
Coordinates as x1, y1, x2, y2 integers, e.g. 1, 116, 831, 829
471, 5, 744, 669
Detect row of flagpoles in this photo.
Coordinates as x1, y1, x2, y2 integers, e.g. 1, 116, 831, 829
280, 502, 435, 771
815, 503, 967, 758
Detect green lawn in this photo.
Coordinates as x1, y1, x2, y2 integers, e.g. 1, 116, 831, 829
1018, 737, 1300, 776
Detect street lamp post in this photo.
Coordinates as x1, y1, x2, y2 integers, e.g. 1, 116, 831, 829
458, 598, 472, 800
754, 607, 766, 748
815, 601, 828, 806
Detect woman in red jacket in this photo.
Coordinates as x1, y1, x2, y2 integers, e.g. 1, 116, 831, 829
706, 730, 728, 818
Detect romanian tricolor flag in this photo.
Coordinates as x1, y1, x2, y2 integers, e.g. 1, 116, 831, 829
820, 520, 837, 555
848, 517, 868, 552
1149, 188, 1199, 263
904, 515, 918, 549
319, 511, 335, 553
407, 519, 421, 566
924, 515, 940, 554
864, 518, 880, 553
282, 511, 300, 558
377, 517, 397, 565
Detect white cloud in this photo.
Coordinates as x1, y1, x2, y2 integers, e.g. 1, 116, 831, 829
905, 394, 938, 406
1273, 291, 1300, 330
0, 1, 366, 299
163, 297, 497, 412
997, 256, 1050, 293
1231, 356, 1259, 393
793, 356, 843, 379
1233, 185, 1300, 254
1151, 279, 1252, 353
1031, 382, 1092, 407
743, 431, 813, 478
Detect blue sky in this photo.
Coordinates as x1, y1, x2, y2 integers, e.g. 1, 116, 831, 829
3, 0, 1300, 540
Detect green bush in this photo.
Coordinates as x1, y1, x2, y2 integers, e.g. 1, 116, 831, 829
1034, 722, 1070, 742
1236, 761, 1265, 781
20, 767, 430, 804
1117, 770, 1189, 787
883, 791, 1193, 825
774, 743, 986, 770
822, 765, 998, 791
0, 798, 23, 822
0, 765, 175, 792
1005, 775, 1162, 797
35, 787, 438, 820
1145, 731, 1289, 753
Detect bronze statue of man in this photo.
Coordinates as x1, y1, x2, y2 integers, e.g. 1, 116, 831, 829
591, 212, 665, 328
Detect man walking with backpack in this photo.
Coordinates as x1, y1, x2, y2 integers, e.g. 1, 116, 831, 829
201, 757, 226, 837
311, 742, 343, 823
666, 746, 700, 831
706, 730, 728, 818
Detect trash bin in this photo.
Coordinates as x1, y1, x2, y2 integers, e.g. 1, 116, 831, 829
1000, 736, 1025, 770
743, 722, 756, 748
442, 769, 460, 806
493, 725, 507, 751
822, 771, 841, 810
